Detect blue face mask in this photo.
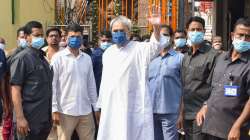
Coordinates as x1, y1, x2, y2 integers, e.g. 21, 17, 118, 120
100, 42, 112, 50
68, 36, 82, 49
160, 35, 171, 48
188, 31, 204, 45
175, 38, 187, 48
112, 31, 128, 46
18, 39, 28, 48
31, 37, 44, 49
232, 38, 250, 53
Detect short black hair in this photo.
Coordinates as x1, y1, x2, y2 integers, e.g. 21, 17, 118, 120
186, 16, 205, 29
25, 21, 43, 35
66, 23, 83, 34
234, 17, 250, 31
174, 29, 186, 35
46, 27, 62, 37
160, 25, 173, 36
100, 31, 112, 38
17, 26, 28, 37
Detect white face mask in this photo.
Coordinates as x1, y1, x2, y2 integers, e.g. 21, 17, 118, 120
0, 43, 6, 50
160, 35, 171, 48
59, 41, 67, 48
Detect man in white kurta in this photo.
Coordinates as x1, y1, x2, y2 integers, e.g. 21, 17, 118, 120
96, 16, 162, 140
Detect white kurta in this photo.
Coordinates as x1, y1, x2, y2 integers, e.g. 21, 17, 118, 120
97, 35, 161, 140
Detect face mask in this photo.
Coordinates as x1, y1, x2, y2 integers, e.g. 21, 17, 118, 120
59, 41, 67, 48
175, 38, 186, 48
188, 31, 204, 45
18, 39, 28, 48
232, 38, 250, 53
31, 37, 44, 49
100, 42, 112, 50
68, 36, 82, 49
160, 35, 171, 48
186, 39, 192, 47
0, 43, 5, 50
112, 31, 128, 46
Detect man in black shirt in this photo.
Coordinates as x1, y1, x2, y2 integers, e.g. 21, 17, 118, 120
179, 16, 218, 140
10, 21, 52, 140
196, 17, 250, 140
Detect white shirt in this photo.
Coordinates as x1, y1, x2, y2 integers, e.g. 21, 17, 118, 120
97, 34, 161, 140
51, 48, 98, 116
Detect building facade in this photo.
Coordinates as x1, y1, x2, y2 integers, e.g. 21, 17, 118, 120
0, 0, 55, 50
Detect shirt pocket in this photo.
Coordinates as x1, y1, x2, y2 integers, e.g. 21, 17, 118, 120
228, 74, 243, 95
162, 61, 180, 78
162, 66, 179, 78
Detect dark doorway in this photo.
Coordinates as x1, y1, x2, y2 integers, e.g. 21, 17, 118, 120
215, 0, 245, 50
228, 0, 245, 32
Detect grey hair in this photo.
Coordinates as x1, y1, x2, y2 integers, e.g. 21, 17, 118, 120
110, 16, 132, 31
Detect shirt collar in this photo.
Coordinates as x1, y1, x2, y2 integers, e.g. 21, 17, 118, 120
62, 47, 84, 57
28, 47, 46, 57
197, 42, 211, 53
224, 45, 250, 63
162, 48, 177, 58
168, 49, 177, 56
187, 42, 211, 55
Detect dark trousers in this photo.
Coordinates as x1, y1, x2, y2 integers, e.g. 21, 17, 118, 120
183, 119, 208, 140
153, 114, 178, 140
71, 131, 79, 140
204, 129, 250, 140
204, 134, 226, 140
17, 127, 51, 140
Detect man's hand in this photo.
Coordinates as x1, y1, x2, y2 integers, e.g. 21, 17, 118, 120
227, 98, 250, 140
177, 113, 184, 130
147, 5, 161, 41
16, 116, 30, 136
52, 112, 60, 125
147, 5, 161, 25
196, 105, 208, 126
228, 125, 240, 140
95, 111, 101, 125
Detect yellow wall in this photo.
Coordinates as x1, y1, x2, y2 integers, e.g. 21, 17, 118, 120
0, 0, 55, 50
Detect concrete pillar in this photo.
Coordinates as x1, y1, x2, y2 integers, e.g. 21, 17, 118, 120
137, 0, 148, 26
137, 0, 149, 34
178, 0, 185, 30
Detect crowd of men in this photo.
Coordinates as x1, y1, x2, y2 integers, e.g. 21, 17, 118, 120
0, 15, 249, 140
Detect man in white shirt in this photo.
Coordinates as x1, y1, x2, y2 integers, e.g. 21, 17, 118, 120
51, 23, 98, 140
96, 15, 161, 140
